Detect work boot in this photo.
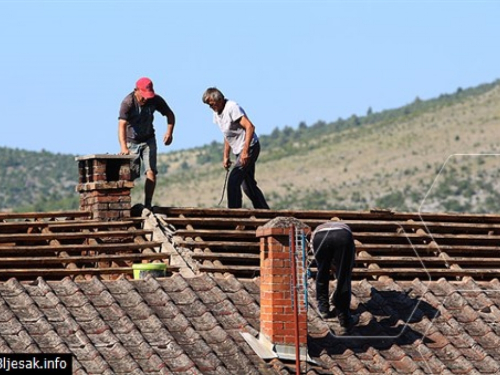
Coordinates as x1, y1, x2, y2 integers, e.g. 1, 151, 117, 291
317, 303, 331, 319
338, 311, 359, 332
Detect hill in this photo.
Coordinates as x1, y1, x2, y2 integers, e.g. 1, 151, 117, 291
1, 79, 500, 213
0, 148, 78, 212
149, 79, 500, 213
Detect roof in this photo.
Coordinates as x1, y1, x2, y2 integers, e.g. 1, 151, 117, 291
160, 207, 500, 281
0, 210, 178, 281
1, 207, 500, 373
1, 273, 499, 374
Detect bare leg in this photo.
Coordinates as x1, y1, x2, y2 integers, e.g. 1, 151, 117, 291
145, 169, 156, 208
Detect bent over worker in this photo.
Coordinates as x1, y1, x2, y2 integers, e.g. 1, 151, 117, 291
311, 221, 358, 329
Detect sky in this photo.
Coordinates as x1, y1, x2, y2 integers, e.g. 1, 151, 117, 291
1, 0, 499, 156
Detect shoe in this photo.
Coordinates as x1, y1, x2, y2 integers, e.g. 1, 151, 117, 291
319, 309, 331, 319
329, 307, 339, 318
338, 312, 359, 330
318, 303, 330, 319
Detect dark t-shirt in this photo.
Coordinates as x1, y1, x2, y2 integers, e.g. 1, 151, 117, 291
118, 92, 172, 143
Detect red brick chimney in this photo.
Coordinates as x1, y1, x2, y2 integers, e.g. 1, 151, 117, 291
255, 217, 310, 360
75, 154, 135, 220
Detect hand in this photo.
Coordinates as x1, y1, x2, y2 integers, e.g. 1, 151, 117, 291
223, 159, 232, 170
119, 146, 130, 155
240, 150, 249, 167
163, 133, 173, 146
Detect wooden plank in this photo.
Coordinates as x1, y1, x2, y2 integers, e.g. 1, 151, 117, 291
0, 253, 168, 265
174, 229, 500, 244
0, 229, 153, 243
0, 219, 142, 232
174, 229, 256, 239
0, 211, 91, 221
0, 242, 163, 254
165, 216, 500, 234
198, 265, 261, 273
191, 253, 260, 260
47, 219, 143, 231
356, 244, 500, 255
354, 232, 500, 245
175, 240, 259, 251
356, 256, 500, 266
164, 217, 268, 228
158, 207, 500, 224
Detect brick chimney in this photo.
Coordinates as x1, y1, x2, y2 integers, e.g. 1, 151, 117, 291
75, 154, 135, 220
255, 217, 310, 360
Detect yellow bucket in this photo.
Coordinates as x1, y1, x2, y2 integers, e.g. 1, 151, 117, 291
132, 263, 166, 279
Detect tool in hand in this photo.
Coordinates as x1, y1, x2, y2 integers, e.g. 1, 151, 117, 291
217, 163, 232, 206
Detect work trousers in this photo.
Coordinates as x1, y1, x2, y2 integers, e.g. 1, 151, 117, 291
227, 142, 269, 209
313, 228, 355, 313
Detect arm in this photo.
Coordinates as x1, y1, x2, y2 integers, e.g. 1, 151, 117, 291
118, 119, 129, 154
163, 106, 176, 146
238, 115, 256, 167
223, 139, 232, 169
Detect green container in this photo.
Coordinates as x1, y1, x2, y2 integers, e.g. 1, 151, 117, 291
132, 263, 166, 279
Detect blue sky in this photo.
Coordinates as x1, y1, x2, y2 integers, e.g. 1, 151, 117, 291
1, 0, 498, 156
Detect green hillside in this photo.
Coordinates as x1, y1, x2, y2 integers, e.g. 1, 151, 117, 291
0, 148, 78, 212
2, 79, 500, 213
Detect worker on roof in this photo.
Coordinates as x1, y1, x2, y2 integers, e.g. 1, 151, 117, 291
202, 87, 269, 209
310, 220, 359, 331
118, 77, 176, 209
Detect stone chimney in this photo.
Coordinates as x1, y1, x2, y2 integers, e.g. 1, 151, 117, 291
255, 217, 310, 360
75, 154, 135, 220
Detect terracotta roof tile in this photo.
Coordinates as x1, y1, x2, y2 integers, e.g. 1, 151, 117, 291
474, 355, 500, 374
69, 342, 105, 363
474, 330, 500, 352
0, 311, 23, 335
391, 354, 421, 374
136, 284, 174, 308
0, 336, 11, 352
48, 277, 81, 296
67, 301, 103, 322
425, 331, 452, 349
359, 352, 392, 373
3, 330, 37, 353
75, 357, 111, 374
419, 354, 447, 374
444, 355, 476, 373
146, 297, 179, 321
152, 348, 196, 373
161, 273, 190, 293
433, 317, 464, 337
